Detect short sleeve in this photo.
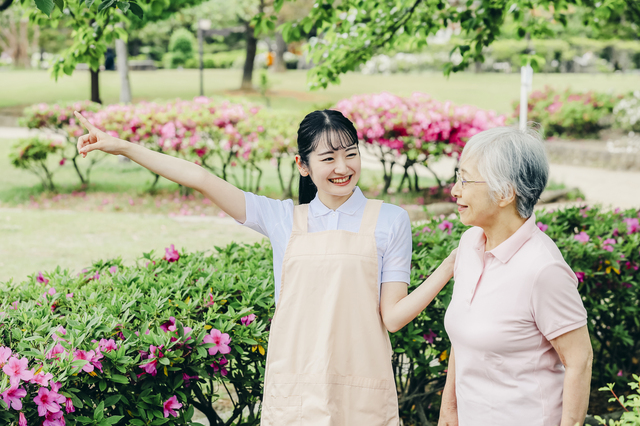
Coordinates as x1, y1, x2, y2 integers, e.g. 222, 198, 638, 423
381, 209, 411, 285
242, 192, 294, 240
531, 261, 588, 341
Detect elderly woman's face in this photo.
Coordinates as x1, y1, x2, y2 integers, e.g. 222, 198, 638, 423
452, 157, 499, 228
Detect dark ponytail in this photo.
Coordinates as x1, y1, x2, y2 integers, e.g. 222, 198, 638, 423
297, 110, 359, 204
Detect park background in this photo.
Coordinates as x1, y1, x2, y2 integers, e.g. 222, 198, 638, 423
1, 0, 640, 425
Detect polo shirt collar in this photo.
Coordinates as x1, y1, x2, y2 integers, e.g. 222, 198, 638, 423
309, 187, 367, 217
488, 213, 538, 263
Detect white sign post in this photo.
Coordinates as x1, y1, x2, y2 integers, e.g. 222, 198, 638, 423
519, 64, 534, 131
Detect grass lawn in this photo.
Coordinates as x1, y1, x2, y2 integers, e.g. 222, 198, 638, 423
1, 69, 638, 115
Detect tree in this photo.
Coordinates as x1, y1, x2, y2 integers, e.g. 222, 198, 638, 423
253, 0, 639, 89
0, 6, 38, 68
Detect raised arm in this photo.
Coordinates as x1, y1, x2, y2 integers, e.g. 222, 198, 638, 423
74, 111, 246, 222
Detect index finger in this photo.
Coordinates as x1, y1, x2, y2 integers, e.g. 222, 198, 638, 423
74, 111, 95, 131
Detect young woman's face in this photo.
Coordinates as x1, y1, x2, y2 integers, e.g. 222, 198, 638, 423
304, 140, 361, 202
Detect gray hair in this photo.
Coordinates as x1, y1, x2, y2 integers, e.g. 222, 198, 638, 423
460, 126, 549, 218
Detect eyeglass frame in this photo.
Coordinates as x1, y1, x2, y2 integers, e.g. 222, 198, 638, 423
455, 170, 487, 189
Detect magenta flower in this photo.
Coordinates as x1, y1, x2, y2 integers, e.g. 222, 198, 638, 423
536, 222, 548, 232
182, 372, 199, 386
575, 272, 586, 283
31, 371, 54, 387
163, 395, 182, 418
65, 397, 75, 414
0, 346, 11, 367
73, 350, 96, 373
203, 329, 232, 355
33, 386, 65, 416
624, 218, 639, 234
160, 317, 177, 332
98, 338, 117, 352
205, 293, 215, 307
108, 265, 118, 274
52, 326, 67, 342
163, 244, 180, 262
43, 410, 65, 426
602, 238, 616, 252
2, 385, 27, 410
423, 329, 437, 344
19, 412, 27, 426
139, 359, 158, 376
421, 226, 432, 233
211, 356, 228, 376
438, 220, 453, 234
37, 272, 49, 284
574, 232, 590, 243
241, 314, 256, 326
3, 357, 34, 386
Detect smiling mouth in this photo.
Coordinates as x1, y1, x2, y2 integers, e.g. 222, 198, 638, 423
329, 175, 352, 185
457, 203, 468, 212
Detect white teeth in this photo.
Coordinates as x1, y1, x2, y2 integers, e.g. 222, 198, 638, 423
331, 176, 350, 183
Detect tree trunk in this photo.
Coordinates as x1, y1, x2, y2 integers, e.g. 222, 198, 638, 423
90, 68, 102, 104
273, 31, 287, 72
240, 21, 258, 90
115, 38, 132, 103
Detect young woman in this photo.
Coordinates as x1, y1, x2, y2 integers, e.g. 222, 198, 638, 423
74, 109, 457, 425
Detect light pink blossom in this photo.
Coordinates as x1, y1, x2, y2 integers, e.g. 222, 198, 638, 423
574, 232, 590, 243
3, 357, 34, 386
203, 329, 231, 355
2, 385, 27, 410
73, 350, 95, 373
163, 395, 182, 418
37, 272, 49, 284
536, 222, 548, 232
0, 346, 11, 367
31, 371, 54, 387
19, 412, 27, 426
33, 386, 65, 416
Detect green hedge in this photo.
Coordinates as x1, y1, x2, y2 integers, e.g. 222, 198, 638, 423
1, 206, 639, 425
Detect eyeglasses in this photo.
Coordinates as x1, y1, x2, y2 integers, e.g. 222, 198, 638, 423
456, 170, 486, 189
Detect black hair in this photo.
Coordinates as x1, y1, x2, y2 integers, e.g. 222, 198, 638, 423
297, 110, 359, 204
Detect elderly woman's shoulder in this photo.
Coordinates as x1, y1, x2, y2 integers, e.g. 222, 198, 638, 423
460, 226, 485, 242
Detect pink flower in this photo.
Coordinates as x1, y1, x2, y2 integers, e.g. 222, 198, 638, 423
211, 356, 228, 376
73, 350, 95, 373
19, 412, 27, 426
182, 372, 199, 386
203, 329, 232, 355
163, 244, 180, 262
52, 326, 67, 342
139, 359, 158, 376
241, 314, 256, 326
536, 222, 548, 232
163, 395, 182, 418
574, 232, 590, 243
37, 272, 49, 284
423, 329, 437, 344
33, 386, 65, 416
0, 346, 11, 367
43, 410, 65, 426
2, 385, 27, 410
98, 339, 117, 352
421, 226, 431, 233
618, 370, 623, 377
160, 317, 177, 332
575, 272, 585, 283
31, 371, 54, 387
66, 293, 73, 299
108, 266, 118, 274
624, 218, 639, 234
438, 220, 453, 234
46, 344, 67, 361
3, 357, 34, 386
65, 397, 75, 413
602, 238, 616, 252
59, 158, 66, 166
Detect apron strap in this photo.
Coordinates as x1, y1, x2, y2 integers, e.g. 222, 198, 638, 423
292, 204, 309, 233
359, 200, 383, 234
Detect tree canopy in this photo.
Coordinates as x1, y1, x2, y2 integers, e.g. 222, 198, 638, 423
253, 0, 639, 89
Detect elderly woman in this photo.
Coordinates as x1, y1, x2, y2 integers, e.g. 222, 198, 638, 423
438, 127, 593, 426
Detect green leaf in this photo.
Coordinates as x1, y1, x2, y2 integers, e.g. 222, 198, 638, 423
99, 380, 107, 392
34, 0, 55, 16
151, 417, 169, 425
129, 421, 145, 426
110, 374, 128, 384
98, 0, 116, 12
116, 0, 129, 12
53, 0, 64, 11
76, 416, 94, 424
104, 416, 124, 425
94, 401, 105, 421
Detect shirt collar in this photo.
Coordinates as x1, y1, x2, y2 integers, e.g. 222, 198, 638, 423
488, 213, 538, 263
309, 187, 367, 217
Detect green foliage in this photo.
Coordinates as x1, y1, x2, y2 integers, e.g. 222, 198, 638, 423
182, 50, 245, 69
513, 87, 621, 138
162, 28, 197, 68
595, 375, 640, 425
2, 206, 639, 424
9, 136, 65, 191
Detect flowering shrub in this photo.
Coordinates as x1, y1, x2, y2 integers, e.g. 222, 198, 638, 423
336, 92, 505, 193
9, 136, 66, 191
614, 91, 640, 133
2, 206, 638, 424
514, 86, 621, 138
0, 243, 274, 426
19, 101, 105, 187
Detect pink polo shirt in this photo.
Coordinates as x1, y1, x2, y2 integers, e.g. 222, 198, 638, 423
444, 214, 587, 426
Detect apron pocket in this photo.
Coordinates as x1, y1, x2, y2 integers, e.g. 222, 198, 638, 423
263, 395, 301, 425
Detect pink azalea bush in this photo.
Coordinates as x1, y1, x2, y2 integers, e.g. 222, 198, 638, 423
0, 245, 272, 425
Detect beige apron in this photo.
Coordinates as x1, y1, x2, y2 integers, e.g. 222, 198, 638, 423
261, 199, 399, 426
